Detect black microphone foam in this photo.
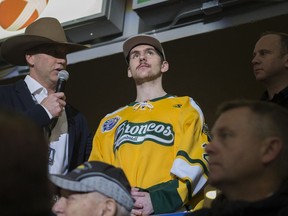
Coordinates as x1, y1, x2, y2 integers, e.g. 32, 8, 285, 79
55, 70, 69, 93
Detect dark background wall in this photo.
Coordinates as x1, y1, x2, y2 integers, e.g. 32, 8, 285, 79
1, 11, 287, 135
64, 13, 287, 134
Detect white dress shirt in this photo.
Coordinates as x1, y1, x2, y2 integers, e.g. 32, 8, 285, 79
25, 75, 69, 174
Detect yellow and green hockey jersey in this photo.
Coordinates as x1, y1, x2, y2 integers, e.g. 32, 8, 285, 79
89, 94, 209, 213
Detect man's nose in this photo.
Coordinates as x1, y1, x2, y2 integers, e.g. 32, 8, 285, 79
52, 197, 67, 215
251, 54, 259, 65
57, 57, 67, 65
139, 54, 146, 60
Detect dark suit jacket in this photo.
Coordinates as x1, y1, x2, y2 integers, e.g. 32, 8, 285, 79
0, 80, 92, 171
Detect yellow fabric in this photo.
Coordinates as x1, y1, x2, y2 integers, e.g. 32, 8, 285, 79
89, 95, 209, 210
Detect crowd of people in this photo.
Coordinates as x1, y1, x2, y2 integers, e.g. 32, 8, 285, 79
0, 17, 288, 216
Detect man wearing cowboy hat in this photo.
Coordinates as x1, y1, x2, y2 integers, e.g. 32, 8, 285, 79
0, 17, 92, 174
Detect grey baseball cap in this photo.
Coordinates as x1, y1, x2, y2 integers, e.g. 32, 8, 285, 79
50, 161, 134, 211
123, 34, 166, 63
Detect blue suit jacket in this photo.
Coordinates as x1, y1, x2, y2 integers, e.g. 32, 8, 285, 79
0, 80, 92, 171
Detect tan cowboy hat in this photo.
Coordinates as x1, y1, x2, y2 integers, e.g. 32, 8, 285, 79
1, 17, 88, 66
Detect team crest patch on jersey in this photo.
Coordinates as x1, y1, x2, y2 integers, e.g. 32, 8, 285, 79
102, 116, 121, 132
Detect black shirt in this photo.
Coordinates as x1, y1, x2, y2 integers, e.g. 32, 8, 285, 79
261, 86, 288, 109
187, 180, 288, 216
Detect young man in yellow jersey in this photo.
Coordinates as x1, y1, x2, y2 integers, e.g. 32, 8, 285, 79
89, 34, 210, 215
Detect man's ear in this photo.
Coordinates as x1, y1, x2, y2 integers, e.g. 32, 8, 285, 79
128, 67, 132, 78
103, 198, 117, 216
25, 54, 34, 66
161, 61, 169, 73
261, 137, 282, 165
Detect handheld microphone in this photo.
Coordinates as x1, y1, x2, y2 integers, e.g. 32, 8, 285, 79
55, 70, 69, 92
48, 70, 69, 136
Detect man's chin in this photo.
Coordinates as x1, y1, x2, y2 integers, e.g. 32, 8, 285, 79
254, 73, 266, 82
207, 174, 223, 188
